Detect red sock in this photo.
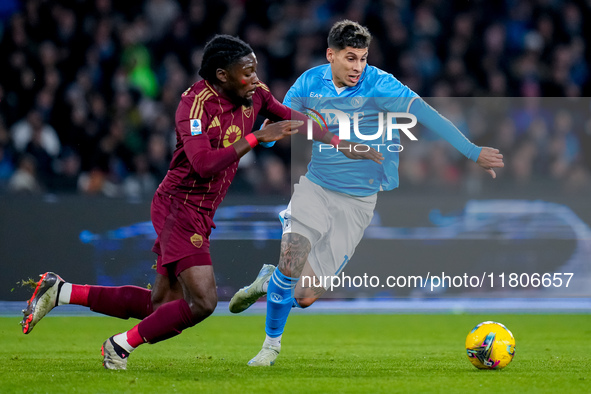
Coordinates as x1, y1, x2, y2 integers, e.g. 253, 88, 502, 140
70, 285, 90, 306
126, 325, 144, 348
87, 285, 153, 320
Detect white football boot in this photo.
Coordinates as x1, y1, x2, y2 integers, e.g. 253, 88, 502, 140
247, 343, 281, 366
101, 336, 130, 370
21, 272, 64, 334
229, 264, 275, 313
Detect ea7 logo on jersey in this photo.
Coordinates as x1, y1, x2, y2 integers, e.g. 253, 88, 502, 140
190, 119, 202, 135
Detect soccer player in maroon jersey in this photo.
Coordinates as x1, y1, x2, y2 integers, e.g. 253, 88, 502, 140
20, 35, 382, 370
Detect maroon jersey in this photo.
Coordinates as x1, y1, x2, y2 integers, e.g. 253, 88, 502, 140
156, 80, 291, 225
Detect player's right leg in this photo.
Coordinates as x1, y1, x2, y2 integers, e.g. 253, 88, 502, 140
100, 268, 184, 370
102, 255, 217, 370
100, 269, 184, 370
228, 264, 275, 313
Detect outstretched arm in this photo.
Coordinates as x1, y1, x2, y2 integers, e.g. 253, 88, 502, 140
409, 98, 504, 177
183, 118, 302, 179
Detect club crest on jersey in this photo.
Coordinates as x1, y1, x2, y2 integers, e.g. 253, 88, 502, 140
351, 97, 364, 107
190, 119, 202, 135
190, 233, 203, 248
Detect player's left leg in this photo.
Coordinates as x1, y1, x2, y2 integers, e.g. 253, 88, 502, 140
102, 254, 217, 370
21, 271, 164, 334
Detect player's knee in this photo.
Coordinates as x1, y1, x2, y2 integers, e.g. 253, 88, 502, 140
295, 297, 316, 308
187, 294, 217, 319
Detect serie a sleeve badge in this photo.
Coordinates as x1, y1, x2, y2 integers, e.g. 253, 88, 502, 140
190, 119, 202, 135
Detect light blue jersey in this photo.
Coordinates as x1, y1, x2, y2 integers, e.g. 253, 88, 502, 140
283, 64, 482, 196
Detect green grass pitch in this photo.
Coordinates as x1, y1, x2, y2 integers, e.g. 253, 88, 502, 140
1, 313, 589, 393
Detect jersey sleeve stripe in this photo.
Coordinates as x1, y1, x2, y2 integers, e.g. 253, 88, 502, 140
189, 89, 212, 118
196, 92, 213, 119
189, 92, 203, 119
189, 90, 213, 119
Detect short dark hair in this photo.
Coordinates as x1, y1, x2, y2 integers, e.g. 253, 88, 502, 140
327, 20, 372, 50
199, 35, 253, 83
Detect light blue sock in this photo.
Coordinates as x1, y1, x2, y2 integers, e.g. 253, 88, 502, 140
265, 269, 299, 338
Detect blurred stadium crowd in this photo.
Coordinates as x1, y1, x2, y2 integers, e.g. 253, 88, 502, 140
1, 0, 590, 198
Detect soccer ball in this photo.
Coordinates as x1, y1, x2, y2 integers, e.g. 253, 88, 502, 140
465, 321, 516, 369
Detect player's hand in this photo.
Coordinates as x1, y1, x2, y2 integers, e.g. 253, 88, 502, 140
261, 118, 273, 128
476, 147, 504, 178
338, 140, 384, 165
255, 120, 303, 142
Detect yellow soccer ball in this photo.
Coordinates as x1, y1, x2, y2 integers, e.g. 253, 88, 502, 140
466, 321, 516, 369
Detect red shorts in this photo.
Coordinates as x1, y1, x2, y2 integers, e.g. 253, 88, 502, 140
151, 192, 213, 276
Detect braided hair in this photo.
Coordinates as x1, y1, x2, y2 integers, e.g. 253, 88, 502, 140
199, 35, 253, 84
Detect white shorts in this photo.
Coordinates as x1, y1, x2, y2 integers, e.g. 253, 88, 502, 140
280, 176, 377, 282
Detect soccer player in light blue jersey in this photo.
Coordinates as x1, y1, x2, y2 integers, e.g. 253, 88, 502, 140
229, 20, 504, 366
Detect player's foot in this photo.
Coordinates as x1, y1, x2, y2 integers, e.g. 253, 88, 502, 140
21, 272, 64, 334
101, 336, 130, 370
229, 264, 275, 313
247, 343, 281, 366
